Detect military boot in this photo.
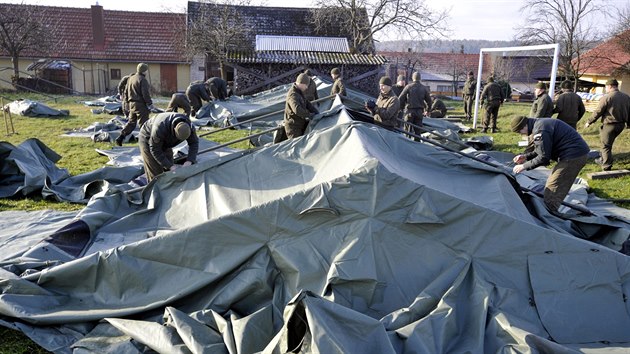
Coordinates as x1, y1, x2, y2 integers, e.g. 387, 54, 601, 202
115, 134, 124, 147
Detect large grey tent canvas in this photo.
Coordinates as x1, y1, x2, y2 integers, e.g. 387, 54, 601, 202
2, 102, 630, 353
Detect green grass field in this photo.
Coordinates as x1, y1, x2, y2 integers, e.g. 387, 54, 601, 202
0, 93, 629, 352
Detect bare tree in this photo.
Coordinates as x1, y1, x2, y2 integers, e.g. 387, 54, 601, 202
310, 0, 449, 54
0, 3, 61, 86
515, 0, 606, 84
185, 0, 254, 80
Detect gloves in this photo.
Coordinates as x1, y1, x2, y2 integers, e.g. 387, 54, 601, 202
183, 161, 192, 167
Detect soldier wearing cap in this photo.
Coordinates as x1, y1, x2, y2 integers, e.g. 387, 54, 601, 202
462, 71, 476, 120
117, 63, 153, 146
479, 76, 505, 133
553, 80, 585, 130
330, 67, 346, 97
392, 74, 406, 97
302, 69, 319, 102
530, 81, 554, 118
511, 116, 589, 212
398, 72, 431, 136
584, 78, 630, 171
366, 76, 400, 128
165, 93, 192, 117
283, 73, 319, 139
138, 112, 199, 181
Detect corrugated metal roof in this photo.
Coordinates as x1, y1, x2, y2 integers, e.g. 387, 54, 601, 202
27, 59, 71, 71
227, 50, 387, 65
255, 35, 350, 53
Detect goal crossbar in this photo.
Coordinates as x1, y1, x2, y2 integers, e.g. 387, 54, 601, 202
473, 43, 560, 128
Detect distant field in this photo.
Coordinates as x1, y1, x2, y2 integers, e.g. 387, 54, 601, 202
0, 93, 629, 352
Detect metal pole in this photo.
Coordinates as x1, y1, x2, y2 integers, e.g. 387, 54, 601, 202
199, 94, 335, 138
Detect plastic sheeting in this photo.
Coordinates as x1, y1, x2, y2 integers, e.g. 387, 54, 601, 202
2, 106, 630, 353
3, 99, 69, 117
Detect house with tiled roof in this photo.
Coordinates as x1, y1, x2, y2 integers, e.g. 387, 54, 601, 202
0, 3, 188, 95
188, 2, 385, 95
577, 29, 630, 95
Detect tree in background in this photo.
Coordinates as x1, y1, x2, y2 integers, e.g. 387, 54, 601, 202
0, 3, 61, 87
610, 3, 630, 77
515, 0, 606, 85
184, 0, 253, 80
310, 0, 449, 54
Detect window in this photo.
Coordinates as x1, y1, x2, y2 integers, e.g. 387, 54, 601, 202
110, 69, 121, 80
437, 85, 451, 92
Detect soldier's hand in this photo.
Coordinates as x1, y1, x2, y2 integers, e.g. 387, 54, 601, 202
513, 154, 526, 164
169, 165, 180, 171
183, 161, 192, 167
513, 164, 525, 174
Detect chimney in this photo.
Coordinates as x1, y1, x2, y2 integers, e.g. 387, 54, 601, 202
91, 4, 105, 51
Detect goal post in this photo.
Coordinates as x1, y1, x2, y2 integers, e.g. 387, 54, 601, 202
473, 43, 560, 129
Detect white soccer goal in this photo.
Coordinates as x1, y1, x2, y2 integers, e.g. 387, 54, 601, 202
473, 43, 560, 128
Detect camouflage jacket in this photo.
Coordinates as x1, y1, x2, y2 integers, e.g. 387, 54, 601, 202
373, 91, 400, 127
530, 92, 554, 118
125, 72, 152, 106
398, 82, 431, 110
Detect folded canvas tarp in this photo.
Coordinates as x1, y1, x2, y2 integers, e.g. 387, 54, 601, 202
0, 138, 237, 203
3, 99, 69, 117
2, 104, 630, 353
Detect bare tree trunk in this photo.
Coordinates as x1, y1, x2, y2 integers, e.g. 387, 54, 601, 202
11, 55, 19, 86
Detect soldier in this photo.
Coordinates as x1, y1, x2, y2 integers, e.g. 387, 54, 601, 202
479, 76, 505, 133
138, 112, 199, 182
511, 116, 589, 212
117, 73, 133, 118
398, 71, 431, 135
186, 80, 212, 117
584, 79, 630, 171
392, 74, 406, 97
116, 63, 152, 146
283, 73, 319, 139
303, 69, 319, 102
462, 71, 475, 120
530, 81, 554, 118
330, 67, 346, 97
427, 94, 447, 118
206, 77, 228, 101
165, 93, 192, 116
553, 80, 585, 130
366, 76, 400, 128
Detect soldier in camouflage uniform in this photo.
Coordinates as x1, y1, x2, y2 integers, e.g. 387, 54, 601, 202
206, 77, 228, 101
366, 76, 400, 128
186, 80, 212, 117
117, 73, 133, 118
462, 71, 475, 121
427, 95, 447, 118
584, 79, 630, 171
166, 93, 192, 117
479, 76, 505, 133
283, 73, 319, 139
392, 75, 406, 97
116, 63, 153, 146
553, 80, 585, 130
303, 69, 319, 102
330, 67, 346, 97
530, 81, 554, 118
398, 72, 431, 136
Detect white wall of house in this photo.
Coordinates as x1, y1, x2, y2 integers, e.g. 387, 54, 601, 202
190, 54, 206, 83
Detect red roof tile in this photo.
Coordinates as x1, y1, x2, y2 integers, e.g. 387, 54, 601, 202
578, 29, 630, 76
0, 4, 186, 63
